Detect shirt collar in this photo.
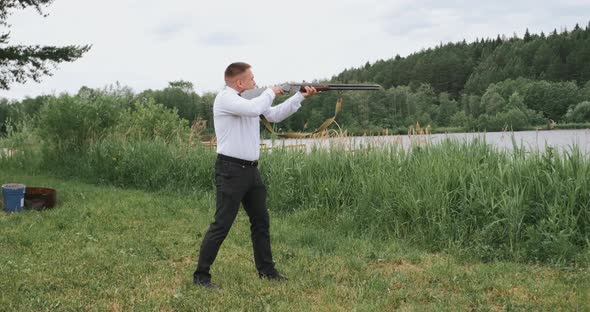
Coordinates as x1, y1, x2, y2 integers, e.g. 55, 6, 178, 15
225, 86, 240, 95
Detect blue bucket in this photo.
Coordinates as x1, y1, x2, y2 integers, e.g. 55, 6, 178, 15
2, 183, 26, 213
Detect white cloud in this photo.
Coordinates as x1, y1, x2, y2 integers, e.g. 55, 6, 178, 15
199, 32, 245, 46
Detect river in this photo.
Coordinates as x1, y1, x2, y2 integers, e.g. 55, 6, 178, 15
262, 129, 590, 155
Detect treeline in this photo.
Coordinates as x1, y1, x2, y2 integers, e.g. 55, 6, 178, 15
282, 23, 590, 132
336, 22, 590, 97
3, 77, 589, 137
0, 82, 216, 137
2, 22, 590, 136
277, 78, 590, 133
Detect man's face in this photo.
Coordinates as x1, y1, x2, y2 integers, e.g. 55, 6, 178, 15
235, 69, 256, 91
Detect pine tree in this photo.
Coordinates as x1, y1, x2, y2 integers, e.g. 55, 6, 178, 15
524, 28, 532, 42
0, 0, 91, 89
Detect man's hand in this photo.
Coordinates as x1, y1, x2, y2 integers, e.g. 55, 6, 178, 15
271, 86, 284, 96
301, 86, 319, 98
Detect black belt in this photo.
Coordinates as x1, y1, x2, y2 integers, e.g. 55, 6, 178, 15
217, 154, 258, 167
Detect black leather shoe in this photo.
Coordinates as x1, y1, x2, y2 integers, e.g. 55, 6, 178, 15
259, 271, 288, 281
194, 278, 219, 289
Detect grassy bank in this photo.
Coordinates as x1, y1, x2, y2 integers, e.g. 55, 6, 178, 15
2, 92, 589, 264
2, 138, 590, 265
304, 123, 590, 136
1, 171, 588, 311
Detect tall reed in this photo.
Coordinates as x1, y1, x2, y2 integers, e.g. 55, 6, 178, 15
2, 134, 588, 264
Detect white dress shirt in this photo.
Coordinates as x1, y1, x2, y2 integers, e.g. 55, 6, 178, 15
213, 86, 305, 161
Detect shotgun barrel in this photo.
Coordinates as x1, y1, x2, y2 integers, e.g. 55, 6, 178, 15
284, 83, 382, 92
240, 83, 382, 100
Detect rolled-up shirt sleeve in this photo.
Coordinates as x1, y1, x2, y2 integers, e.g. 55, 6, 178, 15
215, 88, 276, 117
262, 92, 305, 123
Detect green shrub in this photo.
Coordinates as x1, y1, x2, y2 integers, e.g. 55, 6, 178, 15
37, 94, 122, 152
0, 118, 42, 171
115, 99, 190, 143
495, 108, 529, 130
450, 111, 475, 129
564, 101, 590, 123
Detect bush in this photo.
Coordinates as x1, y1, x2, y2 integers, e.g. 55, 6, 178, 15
564, 101, 590, 123
115, 99, 190, 143
474, 109, 530, 131
0, 118, 42, 171
450, 111, 475, 129
494, 108, 529, 131
37, 94, 123, 152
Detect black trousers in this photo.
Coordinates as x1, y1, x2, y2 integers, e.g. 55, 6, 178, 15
194, 156, 275, 281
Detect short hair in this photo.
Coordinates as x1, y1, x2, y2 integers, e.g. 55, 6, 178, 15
224, 62, 251, 80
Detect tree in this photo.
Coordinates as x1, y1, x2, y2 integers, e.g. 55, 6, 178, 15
524, 28, 532, 42
168, 80, 194, 94
0, 0, 90, 89
139, 88, 192, 123
564, 101, 590, 122
434, 92, 459, 126
532, 42, 556, 78
481, 89, 506, 115
582, 81, 590, 99
523, 80, 580, 120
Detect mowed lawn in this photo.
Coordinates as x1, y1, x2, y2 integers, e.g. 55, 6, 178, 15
0, 171, 588, 311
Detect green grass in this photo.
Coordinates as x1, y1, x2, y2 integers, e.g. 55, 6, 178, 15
2, 95, 589, 266
3, 138, 590, 265
552, 122, 590, 130
1, 171, 589, 311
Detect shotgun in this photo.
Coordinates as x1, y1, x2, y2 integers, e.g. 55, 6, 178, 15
240, 83, 382, 100
239, 83, 382, 138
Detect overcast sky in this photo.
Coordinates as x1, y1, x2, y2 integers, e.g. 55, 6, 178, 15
2, 0, 589, 100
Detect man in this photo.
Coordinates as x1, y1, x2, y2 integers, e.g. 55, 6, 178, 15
193, 62, 318, 288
